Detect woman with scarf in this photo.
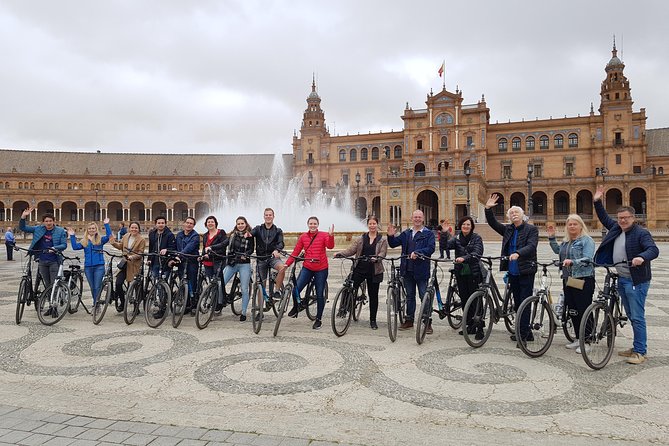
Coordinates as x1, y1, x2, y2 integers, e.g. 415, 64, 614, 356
221, 216, 254, 322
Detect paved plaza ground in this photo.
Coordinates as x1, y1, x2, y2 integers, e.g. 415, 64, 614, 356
0, 242, 668, 445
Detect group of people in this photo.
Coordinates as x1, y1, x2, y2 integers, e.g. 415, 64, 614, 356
11, 186, 659, 363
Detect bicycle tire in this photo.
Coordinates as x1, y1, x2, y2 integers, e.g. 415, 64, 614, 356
92, 279, 112, 325
398, 286, 407, 325
195, 282, 217, 330
229, 278, 243, 316
144, 281, 170, 328
68, 272, 84, 314
416, 290, 433, 345
270, 288, 282, 318
32, 274, 46, 313
123, 281, 141, 325
37, 282, 69, 326
561, 303, 576, 343
273, 284, 292, 337
502, 284, 515, 334
251, 282, 263, 334
516, 295, 555, 358
579, 301, 615, 370
16, 278, 30, 325
304, 282, 318, 321
462, 290, 493, 348
171, 281, 188, 328
353, 281, 366, 322
331, 287, 353, 337
387, 286, 399, 342
445, 284, 463, 330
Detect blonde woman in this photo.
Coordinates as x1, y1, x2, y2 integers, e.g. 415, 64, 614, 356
68, 218, 112, 304
110, 221, 146, 310
547, 214, 595, 352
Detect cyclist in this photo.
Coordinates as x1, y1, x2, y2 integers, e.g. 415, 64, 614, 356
547, 215, 595, 353
201, 215, 228, 280
19, 208, 67, 290
285, 216, 335, 330
593, 185, 659, 364
174, 217, 200, 315
68, 218, 113, 305
484, 194, 538, 346
148, 216, 176, 279
248, 208, 286, 296
110, 221, 146, 310
222, 216, 254, 322
387, 209, 435, 332
335, 216, 387, 330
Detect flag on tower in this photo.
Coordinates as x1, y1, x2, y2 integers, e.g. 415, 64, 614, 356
438, 60, 445, 78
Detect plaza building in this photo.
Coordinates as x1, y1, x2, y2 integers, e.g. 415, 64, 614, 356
292, 44, 669, 230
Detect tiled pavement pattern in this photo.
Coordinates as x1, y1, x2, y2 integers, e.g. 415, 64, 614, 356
0, 242, 668, 445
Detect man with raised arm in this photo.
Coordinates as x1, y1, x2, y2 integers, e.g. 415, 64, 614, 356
19, 207, 67, 290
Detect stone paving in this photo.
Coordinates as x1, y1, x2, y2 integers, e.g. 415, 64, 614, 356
0, 242, 668, 445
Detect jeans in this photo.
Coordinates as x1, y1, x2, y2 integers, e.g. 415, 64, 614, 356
222, 263, 251, 315
38, 261, 60, 290
404, 273, 428, 322
85, 264, 105, 304
617, 277, 650, 355
295, 268, 328, 321
509, 273, 536, 339
178, 261, 198, 307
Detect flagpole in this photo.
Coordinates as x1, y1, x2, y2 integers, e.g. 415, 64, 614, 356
442, 60, 445, 90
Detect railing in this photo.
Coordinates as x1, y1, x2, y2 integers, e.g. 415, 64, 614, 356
613, 139, 625, 147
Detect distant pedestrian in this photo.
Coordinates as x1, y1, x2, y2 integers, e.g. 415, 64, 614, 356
117, 222, 127, 241
4, 226, 15, 261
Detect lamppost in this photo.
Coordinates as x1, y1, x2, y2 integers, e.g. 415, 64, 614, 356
307, 171, 313, 203
94, 187, 99, 221
355, 171, 361, 218
464, 165, 471, 216
527, 163, 534, 219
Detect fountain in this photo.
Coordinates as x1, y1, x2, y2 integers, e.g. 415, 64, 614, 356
202, 154, 366, 237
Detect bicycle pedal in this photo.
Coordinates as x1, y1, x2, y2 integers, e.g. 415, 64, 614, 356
619, 316, 628, 322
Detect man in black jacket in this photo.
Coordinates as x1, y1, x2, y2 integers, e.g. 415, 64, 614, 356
484, 194, 538, 345
250, 208, 286, 292
593, 186, 659, 364
148, 216, 177, 278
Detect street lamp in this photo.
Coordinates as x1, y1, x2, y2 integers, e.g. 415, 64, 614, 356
464, 164, 471, 216
94, 187, 99, 221
527, 163, 534, 219
355, 171, 361, 218
307, 171, 313, 202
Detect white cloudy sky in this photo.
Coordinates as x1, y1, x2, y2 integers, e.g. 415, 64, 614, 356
1, 0, 667, 154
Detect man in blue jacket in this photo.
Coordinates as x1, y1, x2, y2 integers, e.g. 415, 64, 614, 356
594, 186, 659, 365
387, 209, 435, 332
175, 217, 200, 315
19, 208, 67, 289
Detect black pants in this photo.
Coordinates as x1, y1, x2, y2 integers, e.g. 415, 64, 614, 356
5, 242, 13, 261
456, 271, 481, 330
509, 273, 536, 339
115, 269, 128, 305
352, 272, 380, 323
438, 243, 450, 259
564, 276, 595, 339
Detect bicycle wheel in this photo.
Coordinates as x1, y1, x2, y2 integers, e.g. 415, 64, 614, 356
331, 287, 354, 337
16, 278, 30, 325
273, 284, 292, 337
579, 301, 615, 370
68, 273, 84, 314
124, 281, 141, 325
561, 303, 576, 343
171, 281, 188, 328
462, 290, 493, 348
445, 284, 463, 330
353, 281, 366, 322
37, 283, 69, 326
398, 286, 407, 324
386, 286, 399, 342
229, 279, 243, 316
92, 279, 112, 325
416, 290, 434, 345
251, 283, 263, 334
269, 288, 282, 318
502, 285, 515, 334
304, 282, 318, 321
516, 295, 555, 358
195, 282, 217, 330
144, 281, 170, 328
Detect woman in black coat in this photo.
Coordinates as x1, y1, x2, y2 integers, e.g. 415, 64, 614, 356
447, 216, 484, 336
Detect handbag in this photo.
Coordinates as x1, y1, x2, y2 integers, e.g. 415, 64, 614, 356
566, 276, 585, 290
457, 262, 472, 276
117, 259, 128, 270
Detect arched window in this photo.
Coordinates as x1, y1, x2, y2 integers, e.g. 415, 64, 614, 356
43, 183, 48, 189
384, 146, 391, 158
360, 148, 368, 160
114, 184, 118, 191
526, 136, 535, 150
68, 183, 72, 190
394, 145, 402, 159
189, 184, 193, 191
512, 137, 521, 151
568, 133, 579, 148
339, 149, 346, 162
350, 149, 357, 162
498, 138, 508, 151
440, 136, 448, 149
554, 134, 564, 148
540, 135, 549, 149
18, 182, 23, 190
414, 163, 426, 177
371, 147, 379, 160
136, 184, 140, 191
141, 184, 145, 191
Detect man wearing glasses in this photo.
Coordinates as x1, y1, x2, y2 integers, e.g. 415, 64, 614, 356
593, 185, 659, 365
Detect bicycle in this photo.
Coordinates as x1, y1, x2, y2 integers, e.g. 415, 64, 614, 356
416, 256, 461, 344
167, 251, 203, 328
380, 256, 408, 342
330, 255, 375, 337
123, 252, 152, 325
273, 252, 322, 337
461, 256, 514, 348
92, 249, 126, 325
143, 253, 174, 328
250, 254, 284, 334
37, 252, 86, 326
14, 246, 47, 325
515, 259, 561, 357
195, 252, 233, 330
579, 261, 629, 370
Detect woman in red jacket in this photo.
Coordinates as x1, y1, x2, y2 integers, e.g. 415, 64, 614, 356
285, 216, 335, 330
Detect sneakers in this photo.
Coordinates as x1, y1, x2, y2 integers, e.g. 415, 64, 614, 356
474, 329, 485, 340
618, 348, 634, 357
312, 319, 322, 330
565, 340, 580, 349
370, 321, 378, 330
239, 315, 247, 322
575, 344, 591, 354
288, 306, 298, 318
214, 302, 224, 313
626, 352, 647, 365
510, 333, 534, 342
426, 322, 433, 335
399, 320, 413, 330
